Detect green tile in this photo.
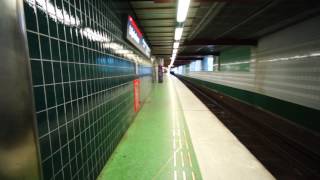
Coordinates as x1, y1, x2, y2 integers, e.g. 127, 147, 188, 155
42, 158, 53, 180
36, 111, 48, 137
34, 86, 46, 111
30, 60, 43, 85
39, 135, 51, 160
40, 35, 51, 59
55, 171, 63, 180
61, 145, 69, 165
55, 84, 64, 105
51, 39, 60, 60
70, 82, 77, 100
49, 19, 58, 38
53, 62, 62, 83
61, 63, 69, 82
63, 165, 71, 180
69, 64, 75, 81
45, 85, 56, 108
74, 125, 81, 142
25, 0, 153, 179
57, 104, 66, 125
63, 84, 71, 102
74, 45, 80, 62
71, 28, 78, 44
63, 1, 69, 15
37, 8, 48, 35
59, 42, 67, 61
27, 32, 40, 59
79, 47, 84, 63
65, 26, 72, 42
75, 64, 81, 81
24, 2, 37, 32
50, 129, 60, 153
48, 108, 58, 131
52, 151, 62, 174
57, 23, 65, 40
43, 61, 53, 84
70, 158, 77, 176
55, 0, 63, 8
59, 125, 68, 146
68, 140, 76, 158
72, 101, 78, 117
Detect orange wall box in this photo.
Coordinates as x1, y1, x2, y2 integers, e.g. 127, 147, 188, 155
133, 79, 140, 112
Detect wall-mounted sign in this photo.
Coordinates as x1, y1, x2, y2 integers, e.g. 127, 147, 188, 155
126, 16, 151, 58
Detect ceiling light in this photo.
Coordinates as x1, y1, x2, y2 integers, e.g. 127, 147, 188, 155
173, 49, 178, 54
174, 27, 183, 40
173, 42, 179, 49
177, 0, 191, 22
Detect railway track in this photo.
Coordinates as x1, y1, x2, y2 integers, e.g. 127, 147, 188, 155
178, 76, 320, 180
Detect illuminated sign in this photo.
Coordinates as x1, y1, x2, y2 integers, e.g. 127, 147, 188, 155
126, 16, 151, 58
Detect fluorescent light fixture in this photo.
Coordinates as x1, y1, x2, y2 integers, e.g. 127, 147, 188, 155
169, 60, 174, 67
174, 27, 183, 40
170, 54, 176, 61
173, 49, 178, 54
177, 0, 191, 22
173, 42, 179, 49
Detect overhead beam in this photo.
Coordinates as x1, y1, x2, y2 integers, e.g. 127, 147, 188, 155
173, 62, 191, 66
174, 61, 191, 63
152, 52, 171, 54
177, 55, 205, 58
175, 60, 194, 62
178, 52, 220, 56
139, 17, 196, 21
152, 45, 172, 49
175, 57, 204, 60
183, 38, 258, 46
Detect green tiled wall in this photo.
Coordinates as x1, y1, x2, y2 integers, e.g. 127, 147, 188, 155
219, 46, 251, 72
24, 0, 153, 179
138, 64, 154, 102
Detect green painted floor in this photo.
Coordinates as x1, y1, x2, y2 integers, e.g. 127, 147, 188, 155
98, 76, 202, 180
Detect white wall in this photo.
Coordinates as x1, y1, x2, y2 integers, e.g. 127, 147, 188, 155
182, 15, 320, 110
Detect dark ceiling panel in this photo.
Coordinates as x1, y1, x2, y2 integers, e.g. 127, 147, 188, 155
183, 38, 257, 45
147, 32, 174, 37
174, 0, 320, 66
141, 20, 176, 26
137, 14, 176, 19
130, 1, 175, 8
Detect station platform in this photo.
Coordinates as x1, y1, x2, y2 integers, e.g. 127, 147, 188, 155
98, 75, 275, 180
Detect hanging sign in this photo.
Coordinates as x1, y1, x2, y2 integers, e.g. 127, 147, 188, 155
126, 15, 151, 58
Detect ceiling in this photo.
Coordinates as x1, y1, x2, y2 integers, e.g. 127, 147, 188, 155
128, 0, 320, 66
130, 1, 200, 61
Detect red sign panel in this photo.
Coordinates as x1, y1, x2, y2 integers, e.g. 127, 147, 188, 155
128, 16, 142, 38
133, 79, 140, 112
